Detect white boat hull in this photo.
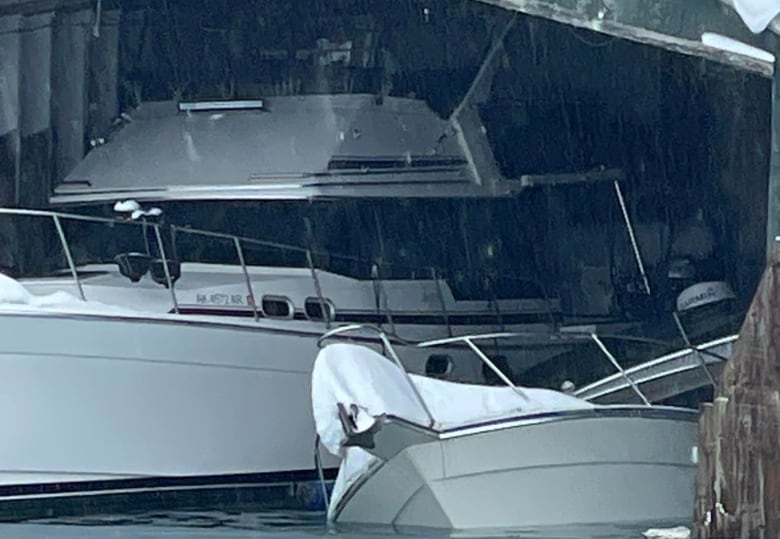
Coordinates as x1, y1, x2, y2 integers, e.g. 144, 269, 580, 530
333, 407, 698, 530
0, 310, 340, 514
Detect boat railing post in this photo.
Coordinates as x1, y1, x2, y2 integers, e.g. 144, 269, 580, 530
463, 337, 530, 401
613, 179, 651, 295
371, 264, 382, 324
52, 214, 86, 301
152, 224, 179, 314
672, 311, 718, 388
233, 236, 259, 321
379, 269, 395, 334
378, 331, 436, 427
141, 218, 151, 256
488, 279, 505, 332
169, 224, 180, 263
590, 333, 651, 406
431, 267, 453, 337
306, 249, 331, 328
313, 434, 330, 511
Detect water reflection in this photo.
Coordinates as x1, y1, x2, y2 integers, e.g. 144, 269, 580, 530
3, 510, 686, 539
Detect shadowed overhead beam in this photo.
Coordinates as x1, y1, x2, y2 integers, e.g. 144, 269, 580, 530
476, 0, 775, 77
0, 0, 94, 16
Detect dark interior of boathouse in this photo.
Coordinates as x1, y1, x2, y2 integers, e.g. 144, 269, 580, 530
1, 1, 778, 383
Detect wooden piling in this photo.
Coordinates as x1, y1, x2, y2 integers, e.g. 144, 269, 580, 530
693, 243, 780, 539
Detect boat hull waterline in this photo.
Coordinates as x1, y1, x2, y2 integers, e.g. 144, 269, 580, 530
332, 407, 698, 530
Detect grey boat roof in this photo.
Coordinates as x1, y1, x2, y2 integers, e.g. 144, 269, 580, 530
52, 93, 507, 205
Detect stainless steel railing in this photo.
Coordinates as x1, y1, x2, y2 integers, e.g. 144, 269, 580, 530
317, 324, 735, 411
0, 207, 340, 323
1, 206, 520, 330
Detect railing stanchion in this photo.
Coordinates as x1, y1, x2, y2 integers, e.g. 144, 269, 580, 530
371, 264, 395, 334
52, 215, 85, 301
153, 225, 179, 314
234, 237, 259, 321
378, 331, 436, 427
307, 249, 330, 328
590, 333, 651, 406
431, 267, 452, 337
672, 311, 718, 388
463, 337, 530, 401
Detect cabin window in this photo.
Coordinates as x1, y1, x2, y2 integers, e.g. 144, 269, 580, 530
304, 297, 335, 321
261, 295, 293, 319
425, 354, 453, 380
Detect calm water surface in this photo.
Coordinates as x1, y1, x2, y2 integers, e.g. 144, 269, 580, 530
0, 510, 683, 539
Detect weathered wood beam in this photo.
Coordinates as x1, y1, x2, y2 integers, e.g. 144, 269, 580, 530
477, 0, 775, 77
693, 240, 780, 538
769, 58, 780, 257
0, 0, 93, 17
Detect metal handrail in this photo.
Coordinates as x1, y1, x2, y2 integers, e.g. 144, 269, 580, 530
431, 266, 453, 337
307, 249, 331, 328
234, 237, 259, 321
0, 206, 558, 298
0, 207, 336, 321
423, 329, 730, 360
0, 206, 560, 341
317, 324, 663, 425
573, 333, 736, 401
672, 310, 718, 388
417, 328, 737, 405
370, 264, 396, 334
152, 224, 178, 312
316, 323, 415, 349
321, 324, 732, 364
591, 333, 650, 406
427, 331, 646, 402
413, 330, 704, 406
317, 324, 732, 433
52, 214, 85, 300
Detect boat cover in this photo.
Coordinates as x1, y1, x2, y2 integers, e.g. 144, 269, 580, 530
311, 341, 594, 515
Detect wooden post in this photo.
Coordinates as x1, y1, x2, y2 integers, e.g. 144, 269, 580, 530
766, 52, 780, 259
693, 242, 780, 538
694, 402, 713, 538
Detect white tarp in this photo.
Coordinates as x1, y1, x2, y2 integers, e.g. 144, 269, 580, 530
312, 341, 594, 515
312, 342, 593, 457
732, 0, 780, 33
0, 272, 143, 316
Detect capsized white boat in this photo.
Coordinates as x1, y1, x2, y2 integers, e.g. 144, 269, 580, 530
311, 325, 699, 531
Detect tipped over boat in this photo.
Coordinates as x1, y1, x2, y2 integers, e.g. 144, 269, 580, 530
311, 325, 699, 531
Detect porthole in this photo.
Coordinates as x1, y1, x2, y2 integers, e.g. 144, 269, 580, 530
425, 354, 453, 380
261, 295, 293, 319
304, 297, 335, 322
